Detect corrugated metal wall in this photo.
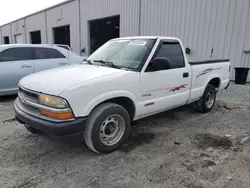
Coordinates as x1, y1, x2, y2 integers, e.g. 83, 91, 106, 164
25, 12, 47, 44
46, 0, 81, 54
80, 0, 140, 55
11, 19, 26, 43
1, 24, 12, 43
140, 0, 250, 81
0, 29, 2, 44
0, 0, 250, 81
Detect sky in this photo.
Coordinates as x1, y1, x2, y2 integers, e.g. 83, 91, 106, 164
0, 0, 66, 25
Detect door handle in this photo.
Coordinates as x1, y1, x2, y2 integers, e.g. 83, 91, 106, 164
21, 65, 32, 68
58, 62, 67, 65
183, 72, 189, 78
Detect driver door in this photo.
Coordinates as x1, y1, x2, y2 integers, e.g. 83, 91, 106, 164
139, 40, 191, 117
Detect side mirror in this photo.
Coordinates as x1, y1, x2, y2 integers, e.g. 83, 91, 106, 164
146, 57, 171, 72
185, 47, 191, 54
81, 47, 86, 53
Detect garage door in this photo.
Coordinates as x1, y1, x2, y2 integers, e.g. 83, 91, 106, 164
15, 34, 23, 44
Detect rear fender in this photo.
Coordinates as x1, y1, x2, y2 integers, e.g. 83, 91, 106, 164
204, 74, 221, 89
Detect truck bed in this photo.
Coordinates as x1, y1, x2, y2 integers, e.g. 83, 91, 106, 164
188, 59, 230, 103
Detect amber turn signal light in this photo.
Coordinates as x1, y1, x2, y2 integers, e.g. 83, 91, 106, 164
40, 109, 74, 120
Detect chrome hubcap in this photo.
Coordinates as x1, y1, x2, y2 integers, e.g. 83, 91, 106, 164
99, 115, 125, 146
206, 90, 215, 108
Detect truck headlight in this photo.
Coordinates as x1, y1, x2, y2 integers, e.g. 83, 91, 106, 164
39, 94, 74, 120
39, 94, 69, 109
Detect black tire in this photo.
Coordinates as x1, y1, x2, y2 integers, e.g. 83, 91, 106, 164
195, 84, 216, 113
25, 125, 40, 134
84, 103, 131, 154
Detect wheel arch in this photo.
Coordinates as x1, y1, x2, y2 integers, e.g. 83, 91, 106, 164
82, 91, 137, 121
205, 74, 221, 90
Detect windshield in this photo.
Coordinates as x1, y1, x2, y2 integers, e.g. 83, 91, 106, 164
88, 39, 156, 70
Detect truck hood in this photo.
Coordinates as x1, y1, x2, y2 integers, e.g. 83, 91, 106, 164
20, 65, 125, 95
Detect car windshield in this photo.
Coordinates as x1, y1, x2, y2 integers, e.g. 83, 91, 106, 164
87, 39, 156, 70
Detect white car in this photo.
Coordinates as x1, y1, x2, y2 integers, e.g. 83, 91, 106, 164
50, 44, 72, 51
0, 44, 85, 96
14, 36, 230, 154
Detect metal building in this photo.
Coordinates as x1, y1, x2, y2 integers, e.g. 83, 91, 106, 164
0, 0, 250, 81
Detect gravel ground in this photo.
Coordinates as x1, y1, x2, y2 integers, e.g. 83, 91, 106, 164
1, 83, 250, 188
218, 83, 250, 105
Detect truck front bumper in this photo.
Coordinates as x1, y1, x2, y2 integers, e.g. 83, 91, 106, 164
14, 99, 87, 137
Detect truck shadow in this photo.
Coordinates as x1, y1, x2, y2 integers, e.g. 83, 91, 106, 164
0, 103, 211, 172
48, 105, 197, 154
120, 105, 195, 153
7, 104, 200, 162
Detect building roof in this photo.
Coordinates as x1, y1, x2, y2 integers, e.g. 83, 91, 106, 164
0, 0, 74, 28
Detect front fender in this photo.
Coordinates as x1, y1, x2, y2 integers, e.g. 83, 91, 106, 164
81, 90, 138, 117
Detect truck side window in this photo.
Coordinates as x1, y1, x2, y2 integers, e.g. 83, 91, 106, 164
153, 42, 185, 70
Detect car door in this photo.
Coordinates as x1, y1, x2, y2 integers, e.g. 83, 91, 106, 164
139, 40, 191, 117
33, 47, 68, 73
0, 47, 34, 94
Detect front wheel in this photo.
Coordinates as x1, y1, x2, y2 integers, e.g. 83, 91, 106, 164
195, 84, 216, 113
84, 103, 130, 154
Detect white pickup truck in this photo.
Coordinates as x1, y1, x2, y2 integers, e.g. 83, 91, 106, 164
14, 36, 230, 154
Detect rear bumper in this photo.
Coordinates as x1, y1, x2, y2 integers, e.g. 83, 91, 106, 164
14, 99, 87, 137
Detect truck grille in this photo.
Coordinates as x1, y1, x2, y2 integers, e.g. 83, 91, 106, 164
17, 86, 41, 118
18, 86, 39, 103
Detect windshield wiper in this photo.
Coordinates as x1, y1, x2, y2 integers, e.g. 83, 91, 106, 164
93, 60, 121, 69
82, 59, 93, 65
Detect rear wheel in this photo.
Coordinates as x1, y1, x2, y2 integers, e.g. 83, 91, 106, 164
84, 103, 130, 154
195, 84, 216, 113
